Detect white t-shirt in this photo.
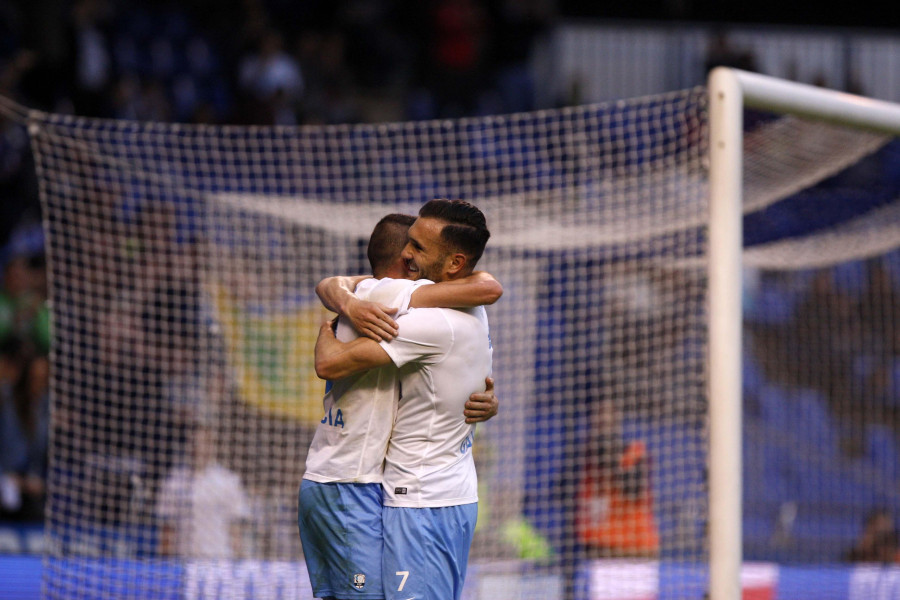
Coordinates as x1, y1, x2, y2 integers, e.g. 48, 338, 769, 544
303, 277, 431, 484
155, 463, 251, 559
379, 305, 492, 507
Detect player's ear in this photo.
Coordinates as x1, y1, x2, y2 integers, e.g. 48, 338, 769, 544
446, 252, 468, 276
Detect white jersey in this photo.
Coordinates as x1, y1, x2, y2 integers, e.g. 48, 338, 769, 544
303, 277, 432, 484
379, 305, 492, 507
155, 463, 251, 558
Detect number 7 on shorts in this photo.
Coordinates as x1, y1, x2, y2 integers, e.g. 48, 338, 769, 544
395, 571, 409, 591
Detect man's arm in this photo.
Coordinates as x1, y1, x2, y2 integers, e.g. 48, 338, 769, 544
316, 275, 377, 315
317, 315, 499, 424
316, 272, 502, 342
314, 320, 394, 380
410, 271, 503, 308
316, 276, 400, 342
465, 376, 498, 424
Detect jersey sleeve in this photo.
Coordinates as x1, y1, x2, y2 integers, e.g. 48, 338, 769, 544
378, 307, 451, 368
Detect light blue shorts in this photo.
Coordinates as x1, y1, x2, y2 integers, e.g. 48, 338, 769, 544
298, 480, 385, 600
382, 503, 478, 600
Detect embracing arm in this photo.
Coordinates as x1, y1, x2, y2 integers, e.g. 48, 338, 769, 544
316, 271, 502, 342
410, 271, 502, 308
315, 275, 372, 315
316, 276, 399, 341
314, 320, 394, 380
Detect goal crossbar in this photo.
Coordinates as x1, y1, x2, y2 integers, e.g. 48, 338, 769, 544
707, 67, 900, 600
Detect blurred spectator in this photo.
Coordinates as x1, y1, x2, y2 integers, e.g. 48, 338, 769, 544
412, 0, 492, 118
294, 30, 361, 124
338, 0, 403, 91
851, 259, 900, 436
0, 114, 38, 250
0, 49, 37, 98
0, 336, 24, 516
858, 258, 900, 357
67, 0, 115, 117
575, 397, 659, 558
791, 272, 855, 389
843, 508, 899, 563
238, 28, 304, 125
487, 0, 552, 114
155, 423, 252, 558
0, 254, 50, 357
0, 338, 49, 522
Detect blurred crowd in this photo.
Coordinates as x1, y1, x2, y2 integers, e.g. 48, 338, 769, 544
0, 0, 553, 524
0, 0, 555, 249
0, 252, 51, 521
2, 0, 553, 124
746, 255, 900, 452
0, 0, 554, 239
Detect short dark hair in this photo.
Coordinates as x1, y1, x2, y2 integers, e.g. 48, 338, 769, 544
418, 199, 490, 266
367, 213, 416, 276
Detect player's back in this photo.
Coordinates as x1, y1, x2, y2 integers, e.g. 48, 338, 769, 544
380, 305, 492, 508
303, 277, 429, 484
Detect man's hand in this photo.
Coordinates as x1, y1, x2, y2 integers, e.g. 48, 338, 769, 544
316, 275, 398, 341
464, 377, 498, 424
345, 296, 399, 341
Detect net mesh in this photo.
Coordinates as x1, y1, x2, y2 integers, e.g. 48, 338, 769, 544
11, 83, 900, 599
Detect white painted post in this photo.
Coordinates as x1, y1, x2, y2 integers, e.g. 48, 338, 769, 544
707, 66, 745, 600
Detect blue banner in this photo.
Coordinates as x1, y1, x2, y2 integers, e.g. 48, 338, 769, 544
3, 556, 899, 599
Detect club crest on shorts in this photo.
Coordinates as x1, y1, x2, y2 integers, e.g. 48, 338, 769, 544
352, 573, 366, 589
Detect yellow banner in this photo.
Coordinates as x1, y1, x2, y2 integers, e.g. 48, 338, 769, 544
210, 284, 331, 424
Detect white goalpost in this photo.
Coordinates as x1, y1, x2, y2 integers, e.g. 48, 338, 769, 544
707, 67, 900, 600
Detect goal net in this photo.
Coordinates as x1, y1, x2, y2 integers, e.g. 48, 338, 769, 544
10, 71, 900, 599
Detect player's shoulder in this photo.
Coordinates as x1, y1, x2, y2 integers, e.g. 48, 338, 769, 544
396, 305, 460, 337
433, 304, 487, 319
362, 277, 432, 304
433, 305, 489, 332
